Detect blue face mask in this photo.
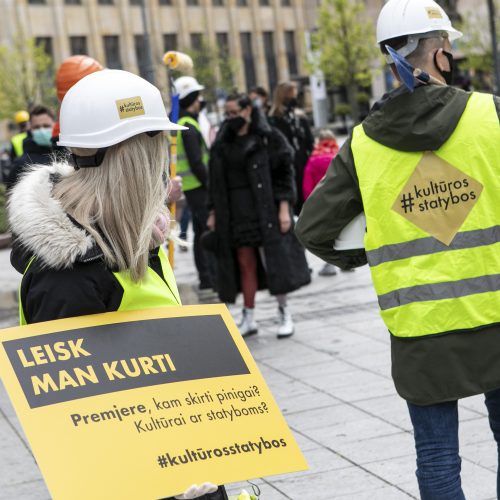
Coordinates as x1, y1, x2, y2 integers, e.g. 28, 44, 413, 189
32, 127, 53, 147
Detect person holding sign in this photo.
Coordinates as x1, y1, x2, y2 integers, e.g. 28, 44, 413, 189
8, 69, 226, 500
296, 0, 500, 498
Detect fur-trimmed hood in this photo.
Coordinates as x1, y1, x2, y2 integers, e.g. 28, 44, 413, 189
8, 162, 97, 271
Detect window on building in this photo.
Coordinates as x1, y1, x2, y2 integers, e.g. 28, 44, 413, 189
69, 36, 88, 55
129, 0, 142, 5
284, 30, 298, 76
186, 0, 199, 5
163, 34, 177, 80
240, 32, 256, 89
98, 0, 114, 4
35, 37, 53, 58
190, 33, 203, 50
159, 0, 172, 4
263, 32, 277, 91
65, 0, 82, 4
134, 35, 148, 79
216, 32, 229, 54
216, 32, 232, 87
281, 0, 291, 5
163, 34, 177, 52
28, 0, 46, 4
259, 0, 270, 5
236, 0, 248, 5
212, 0, 224, 6
103, 35, 122, 69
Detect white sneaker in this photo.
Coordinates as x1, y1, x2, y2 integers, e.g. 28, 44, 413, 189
277, 305, 294, 338
238, 308, 258, 337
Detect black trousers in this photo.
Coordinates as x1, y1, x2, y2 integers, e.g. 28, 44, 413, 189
184, 187, 216, 289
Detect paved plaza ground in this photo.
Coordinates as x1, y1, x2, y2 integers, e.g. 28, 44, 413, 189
0, 244, 498, 499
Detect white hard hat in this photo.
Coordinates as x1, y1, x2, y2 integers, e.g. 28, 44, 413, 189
377, 0, 462, 61
58, 69, 185, 149
333, 213, 366, 251
174, 76, 204, 100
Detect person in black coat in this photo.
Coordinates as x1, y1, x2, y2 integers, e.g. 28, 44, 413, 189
6, 105, 56, 189
206, 94, 311, 339
268, 81, 314, 216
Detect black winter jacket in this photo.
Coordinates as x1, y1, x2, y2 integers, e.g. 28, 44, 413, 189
208, 108, 311, 303
268, 110, 314, 215
6, 135, 54, 189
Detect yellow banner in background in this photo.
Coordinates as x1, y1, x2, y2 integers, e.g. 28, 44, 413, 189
0, 304, 308, 500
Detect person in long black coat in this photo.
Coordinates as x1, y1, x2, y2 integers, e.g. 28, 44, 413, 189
268, 81, 314, 216
206, 94, 311, 339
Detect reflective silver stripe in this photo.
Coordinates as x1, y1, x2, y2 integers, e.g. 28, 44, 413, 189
178, 171, 190, 177
378, 273, 500, 310
367, 226, 500, 267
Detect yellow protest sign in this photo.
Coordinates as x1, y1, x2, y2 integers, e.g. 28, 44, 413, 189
0, 305, 308, 499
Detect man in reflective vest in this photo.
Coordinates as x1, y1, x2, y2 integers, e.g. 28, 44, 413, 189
10, 110, 30, 161
296, 0, 500, 497
174, 76, 216, 299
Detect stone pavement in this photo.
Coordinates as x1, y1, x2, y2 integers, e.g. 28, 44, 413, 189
0, 244, 498, 499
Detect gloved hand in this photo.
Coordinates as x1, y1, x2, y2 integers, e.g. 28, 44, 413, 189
174, 482, 218, 499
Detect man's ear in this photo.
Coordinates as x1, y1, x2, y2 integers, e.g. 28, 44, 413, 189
434, 48, 451, 72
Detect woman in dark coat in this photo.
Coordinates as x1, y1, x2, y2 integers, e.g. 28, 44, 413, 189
206, 94, 311, 338
268, 81, 314, 216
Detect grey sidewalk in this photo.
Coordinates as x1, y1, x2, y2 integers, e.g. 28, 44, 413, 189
0, 245, 497, 499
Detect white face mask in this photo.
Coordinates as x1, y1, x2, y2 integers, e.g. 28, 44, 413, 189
32, 127, 53, 147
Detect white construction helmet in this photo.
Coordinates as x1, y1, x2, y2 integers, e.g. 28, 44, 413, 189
174, 76, 204, 100
58, 69, 185, 149
377, 0, 462, 62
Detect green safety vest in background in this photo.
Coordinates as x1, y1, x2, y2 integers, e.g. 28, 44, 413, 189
20, 246, 181, 326
352, 92, 500, 338
11, 132, 27, 158
176, 115, 209, 192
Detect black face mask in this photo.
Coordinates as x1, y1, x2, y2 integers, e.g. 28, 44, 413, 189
434, 50, 454, 85
199, 99, 207, 111
285, 97, 298, 108
227, 116, 247, 133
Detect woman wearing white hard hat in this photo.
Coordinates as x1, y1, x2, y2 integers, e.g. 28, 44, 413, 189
8, 69, 224, 500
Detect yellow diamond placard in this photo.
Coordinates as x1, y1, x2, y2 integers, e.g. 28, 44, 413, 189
392, 152, 483, 245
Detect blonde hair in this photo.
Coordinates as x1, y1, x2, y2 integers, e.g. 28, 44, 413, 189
319, 129, 336, 141
52, 132, 168, 282
269, 81, 297, 117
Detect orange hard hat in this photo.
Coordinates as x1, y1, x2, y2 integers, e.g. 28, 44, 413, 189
55, 55, 104, 102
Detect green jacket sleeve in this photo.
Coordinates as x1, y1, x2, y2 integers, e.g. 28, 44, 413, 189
295, 137, 367, 269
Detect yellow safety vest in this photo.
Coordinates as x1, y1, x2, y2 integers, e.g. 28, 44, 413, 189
176, 115, 208, 192
11, 132, 27, 158
20, 246, 181, 325
352, 92, 500, 338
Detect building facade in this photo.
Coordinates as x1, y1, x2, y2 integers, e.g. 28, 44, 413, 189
0, 0, 317, 95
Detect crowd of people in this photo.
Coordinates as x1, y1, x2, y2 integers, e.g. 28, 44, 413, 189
9, 2, 499, 497
2, 57, 347, 341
